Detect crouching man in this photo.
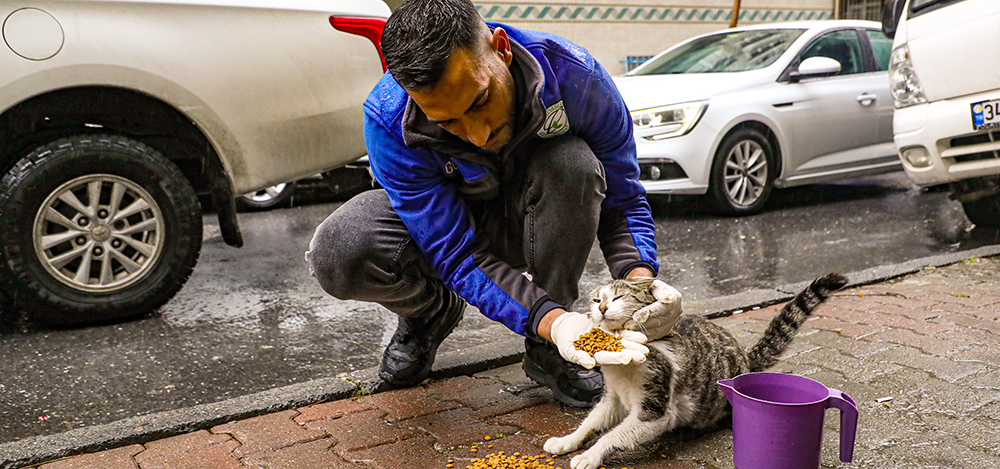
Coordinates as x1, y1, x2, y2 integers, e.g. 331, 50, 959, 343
307, 0, 662, 407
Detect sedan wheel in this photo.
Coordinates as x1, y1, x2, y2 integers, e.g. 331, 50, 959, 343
709, 128, 776, 216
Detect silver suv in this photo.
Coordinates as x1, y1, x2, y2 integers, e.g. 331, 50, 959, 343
0, 0, 390, 325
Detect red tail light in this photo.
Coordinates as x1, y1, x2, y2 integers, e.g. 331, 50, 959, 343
330, 16, 387, 72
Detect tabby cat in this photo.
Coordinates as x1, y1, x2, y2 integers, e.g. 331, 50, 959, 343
544, 273, 849, 469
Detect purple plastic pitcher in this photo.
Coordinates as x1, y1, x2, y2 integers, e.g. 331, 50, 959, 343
718, 372, 857, 469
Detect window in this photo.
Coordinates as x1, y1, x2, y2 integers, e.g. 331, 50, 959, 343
841, 0, 887, 21
865, 30, 892, 71
630, 29, 805, 76
621, 55, 653, 74
798, 30, 864, 76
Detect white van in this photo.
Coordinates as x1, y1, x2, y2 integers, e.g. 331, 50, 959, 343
882, 0, 1000, 227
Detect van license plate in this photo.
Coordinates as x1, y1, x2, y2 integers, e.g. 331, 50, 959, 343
972, 99, 1000, 131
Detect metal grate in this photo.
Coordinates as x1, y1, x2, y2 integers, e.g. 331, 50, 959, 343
950, 130, 1000, 163
621, 55, 653, 74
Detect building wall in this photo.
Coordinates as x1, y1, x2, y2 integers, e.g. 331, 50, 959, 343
473, 1, 838, 74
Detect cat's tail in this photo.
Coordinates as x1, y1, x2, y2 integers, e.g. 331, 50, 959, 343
747, 273, 849, 372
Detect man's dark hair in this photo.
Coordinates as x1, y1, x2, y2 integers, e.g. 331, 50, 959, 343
381, 0, 486, 90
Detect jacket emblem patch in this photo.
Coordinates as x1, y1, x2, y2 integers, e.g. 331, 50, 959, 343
537, 101, 570, 138
444, 160, 457, 174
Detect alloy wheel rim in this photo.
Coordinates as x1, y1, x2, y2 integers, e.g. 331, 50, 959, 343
723, 139, 768, 207
243, 183, 288, 203
33, 174, 165, 292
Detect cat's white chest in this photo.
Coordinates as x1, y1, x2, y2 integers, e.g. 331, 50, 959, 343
602, 363, 648, 408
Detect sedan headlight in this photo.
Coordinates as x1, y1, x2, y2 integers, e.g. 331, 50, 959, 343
889, 44, 926, 109
631, 101, 708, 140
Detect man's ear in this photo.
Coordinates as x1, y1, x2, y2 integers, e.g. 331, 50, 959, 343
491, 27, 513, 66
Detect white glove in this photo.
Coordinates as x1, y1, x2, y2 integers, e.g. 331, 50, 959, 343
549, 312, 649, 369
628, 279, 683, 341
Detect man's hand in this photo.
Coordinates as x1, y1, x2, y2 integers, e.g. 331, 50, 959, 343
548, 311, 649, 369
630, 279, 682, 341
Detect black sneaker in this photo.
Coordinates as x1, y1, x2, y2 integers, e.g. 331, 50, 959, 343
379, 291, 466, 387
522, 337, 603, 408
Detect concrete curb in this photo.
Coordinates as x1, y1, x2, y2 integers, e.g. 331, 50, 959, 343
3, 245, 999, 469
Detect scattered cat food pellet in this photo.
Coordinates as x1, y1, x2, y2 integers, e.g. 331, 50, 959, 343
484, 435, 491, 440
460, 452, 562, 468
573, 328, 624, 356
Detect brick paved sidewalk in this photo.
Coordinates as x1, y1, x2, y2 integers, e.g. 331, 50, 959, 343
24, 258, 1000, 469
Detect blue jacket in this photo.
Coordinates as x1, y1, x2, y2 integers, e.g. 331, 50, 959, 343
363, 23, 658, 337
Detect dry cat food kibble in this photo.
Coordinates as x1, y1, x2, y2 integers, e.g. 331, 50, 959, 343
454, 452, 631, 469
460, 451, 559, 468
573, 328, 623, 356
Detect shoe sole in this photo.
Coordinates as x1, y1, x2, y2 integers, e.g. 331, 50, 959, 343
522, 357, 594, 408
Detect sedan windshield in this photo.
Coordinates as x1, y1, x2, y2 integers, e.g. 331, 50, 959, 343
630, 29, 806, 75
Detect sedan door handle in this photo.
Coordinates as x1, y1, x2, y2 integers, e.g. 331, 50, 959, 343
856, 93, 876, 106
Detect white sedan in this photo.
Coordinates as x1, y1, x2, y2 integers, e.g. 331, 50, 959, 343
0, 0, 390, 325
615, 20, 901, 215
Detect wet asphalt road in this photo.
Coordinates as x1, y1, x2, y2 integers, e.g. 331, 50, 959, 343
2, 171, 999, 443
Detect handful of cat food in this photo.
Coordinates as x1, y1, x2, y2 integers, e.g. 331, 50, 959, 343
573, 328, 624, 356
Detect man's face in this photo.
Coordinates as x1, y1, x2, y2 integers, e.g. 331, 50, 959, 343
408, 28, 517, 154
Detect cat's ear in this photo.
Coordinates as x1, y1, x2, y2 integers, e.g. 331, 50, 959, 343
626, 277, 656, 291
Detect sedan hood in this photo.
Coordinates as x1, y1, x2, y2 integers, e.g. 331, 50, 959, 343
613, 72, 767, 110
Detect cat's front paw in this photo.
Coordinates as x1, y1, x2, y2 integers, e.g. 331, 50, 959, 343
570, 449, 604, 469
543, 435, 579, 455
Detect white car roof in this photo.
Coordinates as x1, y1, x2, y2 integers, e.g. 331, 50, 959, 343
727, 19, 883, 32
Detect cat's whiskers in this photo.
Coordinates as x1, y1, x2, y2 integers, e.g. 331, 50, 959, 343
633, 320, 650, 337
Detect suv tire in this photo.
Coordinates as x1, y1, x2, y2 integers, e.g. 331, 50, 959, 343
954, 176, 1000, 228
0, 135, 202, 326
961, 192, 1000, 228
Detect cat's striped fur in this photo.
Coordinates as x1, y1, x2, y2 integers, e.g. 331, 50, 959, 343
544, 273, 848, 469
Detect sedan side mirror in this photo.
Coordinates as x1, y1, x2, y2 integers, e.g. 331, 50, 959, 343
882, 0, 905, 39
788, 56, 841, 83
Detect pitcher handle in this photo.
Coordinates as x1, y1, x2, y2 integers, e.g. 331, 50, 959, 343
826, 388, 858, 463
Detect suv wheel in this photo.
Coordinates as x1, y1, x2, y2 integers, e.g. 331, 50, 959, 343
0, 135, 202, 326
961, 192, 1000, 228
953, 176, 1000, 228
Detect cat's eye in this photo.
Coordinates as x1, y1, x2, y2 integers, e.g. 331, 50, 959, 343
592, 298, 600, 303
613, 294, 626, 301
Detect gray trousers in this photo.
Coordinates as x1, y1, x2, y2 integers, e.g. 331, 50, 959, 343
306, 136, 606, 331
